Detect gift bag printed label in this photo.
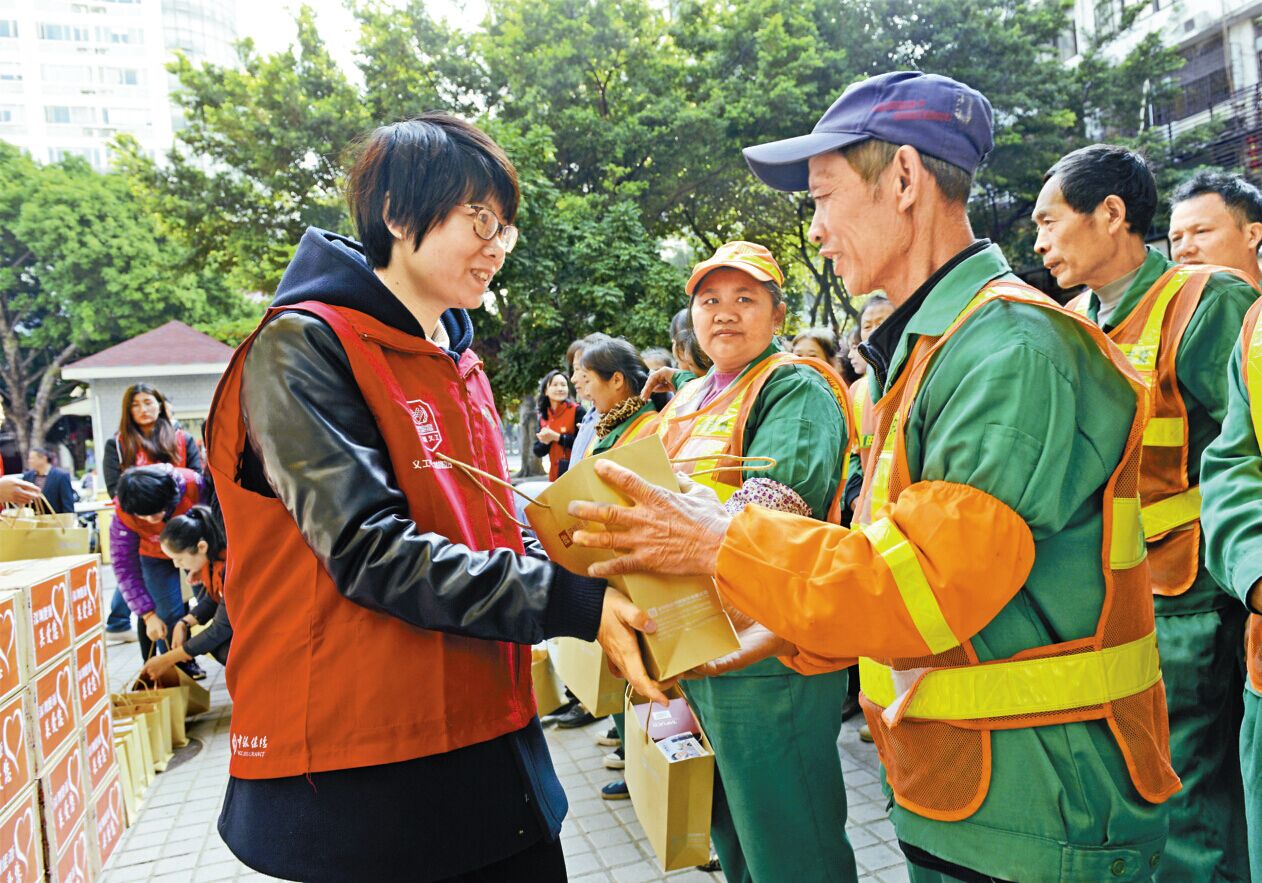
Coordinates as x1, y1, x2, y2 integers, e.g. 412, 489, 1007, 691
0, 691, 32, 812
68, 563, 99, 640
82, 703, 115, 794
92, 774, 125, 871
525, 437, 738, 680
0, 787, 42, 882
624, 686, 715, 871
31, 655, 76, 766
40, 743, 85, 858
27, 575, 71, 673
73, 633, 106, 720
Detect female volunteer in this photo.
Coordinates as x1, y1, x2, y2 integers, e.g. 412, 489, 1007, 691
204, 113, 659, 882
651, 241, 859, 883
533, 369, 584, 480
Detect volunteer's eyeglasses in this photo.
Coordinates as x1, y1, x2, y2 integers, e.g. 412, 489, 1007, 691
464, 204, 518, 253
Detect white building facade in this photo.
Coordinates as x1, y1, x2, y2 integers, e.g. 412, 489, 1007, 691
0, 0, 237, 170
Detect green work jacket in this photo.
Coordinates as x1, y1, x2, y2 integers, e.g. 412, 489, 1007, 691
1077, 248, 1258, 615
1201, 328, 1262, 697
880, 243, 1165, 880
589, 401, 658, 455
680, 340, 847, 518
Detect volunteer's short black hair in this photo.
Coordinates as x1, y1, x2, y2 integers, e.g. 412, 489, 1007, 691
346, 112, 520, 269
1044, 144, 1157, 237
117, 466, 177, 517
1172, 170, 1262, 225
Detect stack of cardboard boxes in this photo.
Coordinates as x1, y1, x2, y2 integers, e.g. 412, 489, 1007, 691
0, 555, 127, 882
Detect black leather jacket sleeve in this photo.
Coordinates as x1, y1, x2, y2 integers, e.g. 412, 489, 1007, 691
239, 312, 603, 644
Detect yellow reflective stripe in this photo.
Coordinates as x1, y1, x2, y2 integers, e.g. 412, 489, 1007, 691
1142, 417, 1184, 447
869, 411, 897, 518
1140, 486, 1202, 539
861, 517, 957, 654
1111, 496, 1147, 569
1247, 318, 1262, 444
859, 631, 1161, 720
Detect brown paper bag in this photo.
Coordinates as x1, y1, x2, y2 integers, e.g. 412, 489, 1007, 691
112, 735, 139, 824
112, 702, 166, 774
0, 514, 90, 562
113, 714, 153, 789
525, 436, 738, 681
530, 647, 566, 716
135, 666, 211, 717
549, 636, 625, 717
624, 686, 715, 871
121, 685, 188, 748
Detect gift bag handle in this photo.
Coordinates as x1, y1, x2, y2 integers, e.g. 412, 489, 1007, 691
669, 454, 777, 479
432, 451, 550, 531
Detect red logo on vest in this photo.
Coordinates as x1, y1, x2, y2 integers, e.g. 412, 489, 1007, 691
407, 399, 443, 449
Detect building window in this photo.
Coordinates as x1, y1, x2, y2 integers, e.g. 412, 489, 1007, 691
102, 106, 147, 127
99, 67, 142, 86
42, 65, 93, 84
48, 146, 103, 166
44, 105, 96, 124
0, 106, 19, 123
0, 63, 21, 81
0, 20, 16, 38
37, 23, 90, 41
1095, 0, 1118, 34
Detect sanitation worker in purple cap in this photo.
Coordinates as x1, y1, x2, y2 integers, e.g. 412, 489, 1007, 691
568, 71, 1179, 882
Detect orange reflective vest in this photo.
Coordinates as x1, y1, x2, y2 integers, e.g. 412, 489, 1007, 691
654, 352, 855, 521
608, 408, 659, 450
207, 302, 533, 779
850, 377, 876, 467
857, 280, 1179, 822
1241, 299, 1262, 694
1069, 266, 1254, 595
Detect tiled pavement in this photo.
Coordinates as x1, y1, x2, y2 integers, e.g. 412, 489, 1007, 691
97, 572, 907, 882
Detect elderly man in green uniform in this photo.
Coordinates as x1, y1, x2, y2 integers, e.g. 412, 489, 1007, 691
1201, 293, 1262, 883
567, 71, 1179, 883
1033, 145, 1257, 881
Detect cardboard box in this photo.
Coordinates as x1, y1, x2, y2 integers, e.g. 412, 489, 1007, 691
38, 741, 86, 861
0, 785, 42, 882
80, 704, 115, 795
0, 590, 25, 701
49, 820, 92, 883
89, 774, 125, 874
72, 631, 106, 721
0, 561, 73, 677
0, 690, 33, 815
28, 655, 76, 770
67, 560, 101, 641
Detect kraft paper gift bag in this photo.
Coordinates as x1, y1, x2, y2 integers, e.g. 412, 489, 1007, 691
0, 498, 89, 563
137, 666, 210, 717
530, 647, 566, 716
112, 700, 167, 774
123, 683, 188, 748
548, 636, 625, 717
524, 436, 739, 681
624, 686, 715, 871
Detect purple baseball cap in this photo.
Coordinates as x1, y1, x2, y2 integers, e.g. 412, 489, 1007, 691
743, 71, 995, 192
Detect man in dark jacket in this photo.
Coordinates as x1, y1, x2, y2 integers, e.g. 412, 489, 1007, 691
23, 447, 77, 513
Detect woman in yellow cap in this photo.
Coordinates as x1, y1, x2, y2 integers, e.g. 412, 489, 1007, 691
649, 241, 858, 882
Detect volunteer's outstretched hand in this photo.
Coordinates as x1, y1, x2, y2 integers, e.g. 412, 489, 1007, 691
597, 586, 671, 706
685, 607, 795, 678
0, 475, 40, 506
568, 461, 731, 577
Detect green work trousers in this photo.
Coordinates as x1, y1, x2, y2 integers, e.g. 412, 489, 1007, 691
682, 661, 856, 883
1155, 607, 1250, 882
1242, 689, 1261, 883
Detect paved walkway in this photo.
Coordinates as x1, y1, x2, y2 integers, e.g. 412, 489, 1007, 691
97, 572, 908, 882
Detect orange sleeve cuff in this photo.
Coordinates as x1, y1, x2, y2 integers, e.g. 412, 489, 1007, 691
716, 480, 1035, 665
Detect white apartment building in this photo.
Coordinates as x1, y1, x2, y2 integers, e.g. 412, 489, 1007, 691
0, 0, 237, 170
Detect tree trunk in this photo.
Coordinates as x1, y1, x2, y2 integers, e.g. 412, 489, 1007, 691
517, 395, 544, 479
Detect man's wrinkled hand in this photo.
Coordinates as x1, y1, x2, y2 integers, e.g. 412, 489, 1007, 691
568, 461, 731, 578
685, 621, 795, 678
596, 587, 671, 706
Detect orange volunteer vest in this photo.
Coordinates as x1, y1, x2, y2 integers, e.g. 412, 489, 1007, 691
206, 302, 533, 779
540, 400, 579, 481
857, 280, 1179, 822
653, 353, 856, 522
1069, 265, 1255, 595
113, 465, 200, 559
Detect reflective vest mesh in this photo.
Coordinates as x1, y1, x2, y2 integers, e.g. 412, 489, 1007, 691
857, 281, 1179, 822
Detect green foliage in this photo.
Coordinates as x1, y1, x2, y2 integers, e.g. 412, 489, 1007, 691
124, 0, 1189, 405
0, 143, 249, 452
